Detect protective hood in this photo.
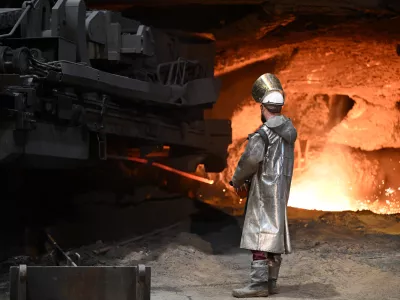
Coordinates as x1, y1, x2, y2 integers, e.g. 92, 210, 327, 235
265, 115, 297, 144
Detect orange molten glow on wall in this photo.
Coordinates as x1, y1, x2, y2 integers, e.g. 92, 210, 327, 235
212, 100, 400, 215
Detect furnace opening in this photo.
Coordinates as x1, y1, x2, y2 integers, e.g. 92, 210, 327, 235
199, 86, 400, 215
327, 95, 356, 130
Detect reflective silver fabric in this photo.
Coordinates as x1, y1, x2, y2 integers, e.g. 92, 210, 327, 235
250, 260, 268, 283
232, 115, 297, 254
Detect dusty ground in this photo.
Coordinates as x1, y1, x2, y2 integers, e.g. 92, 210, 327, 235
1, 205, 398, 300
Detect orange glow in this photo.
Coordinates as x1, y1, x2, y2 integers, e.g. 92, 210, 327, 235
128, 147, 170, 158
152, 161, 214, 184
208, 100, 400, 215
289, 148, 369, 212
289, 150, 360, 211
288, 147, 400, 214
110, 155, 214, 185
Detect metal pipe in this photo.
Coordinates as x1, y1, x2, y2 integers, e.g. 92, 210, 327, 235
0, 0, 39, 39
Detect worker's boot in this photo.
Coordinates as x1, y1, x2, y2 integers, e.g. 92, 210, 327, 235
268, 254, 282, 295
232, 260, 269, 298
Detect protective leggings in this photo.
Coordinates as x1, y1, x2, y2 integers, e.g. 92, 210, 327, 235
251, 250, 281, 261
251, 250, 282, 280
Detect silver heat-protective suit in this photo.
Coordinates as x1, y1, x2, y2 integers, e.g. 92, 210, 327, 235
231, 115, 297, 254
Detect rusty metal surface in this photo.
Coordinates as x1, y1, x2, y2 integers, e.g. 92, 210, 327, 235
10, 265, 151, 300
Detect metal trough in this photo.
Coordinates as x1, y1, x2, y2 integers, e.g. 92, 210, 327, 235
9, 265, 151, 300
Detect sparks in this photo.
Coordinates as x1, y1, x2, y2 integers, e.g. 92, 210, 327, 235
385, 188, 395, 196
208, 100, 400, 215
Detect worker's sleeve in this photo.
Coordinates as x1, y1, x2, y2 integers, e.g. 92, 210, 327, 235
231, 134, 265, 187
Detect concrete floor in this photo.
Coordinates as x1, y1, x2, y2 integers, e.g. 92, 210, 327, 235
1, 208, 399, 300
148, 212, 399, 300
149, 249, 400, 300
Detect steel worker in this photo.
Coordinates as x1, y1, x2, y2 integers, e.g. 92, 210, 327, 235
230, 73, 297, 298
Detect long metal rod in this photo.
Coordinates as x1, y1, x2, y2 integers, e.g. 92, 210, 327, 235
108, 154, 214, 185
46, 233, 77, 267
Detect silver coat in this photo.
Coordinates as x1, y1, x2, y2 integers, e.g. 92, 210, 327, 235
232, 115, 297, 254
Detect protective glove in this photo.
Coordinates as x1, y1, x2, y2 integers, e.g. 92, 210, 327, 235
229, 181, 249, 198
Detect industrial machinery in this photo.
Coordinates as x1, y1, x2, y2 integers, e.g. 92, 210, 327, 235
0, 0, 231, 173
10, 264, 151, 300
10, 233, 152, 300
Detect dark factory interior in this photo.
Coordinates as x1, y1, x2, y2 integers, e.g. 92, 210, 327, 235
0, 1, 399, 299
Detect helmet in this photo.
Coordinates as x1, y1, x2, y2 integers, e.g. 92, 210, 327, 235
251, 73, 285, 106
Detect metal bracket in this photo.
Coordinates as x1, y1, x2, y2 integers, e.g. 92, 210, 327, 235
95, 94, 109, 160
10, 265, 151, 300
156, 57, 205, 86
100, 94, 108, 122
64, 252, 81, 266
17, 265, 27, 300
12, 91, 36, 130
136, 264, 151, 300
97, 132, 107, 160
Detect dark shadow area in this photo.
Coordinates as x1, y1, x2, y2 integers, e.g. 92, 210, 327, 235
122, 4, 258, 32
189, 201, 243, 254
0, 168, 79, 262
276, 283, 340, 298
0, 164, 244, 268
326, 94, 356, 130
0, 158, 222, 261
0, 165, 200, 261
253, 15, 400, 51
206, 58, 280, 120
